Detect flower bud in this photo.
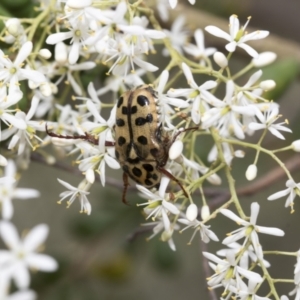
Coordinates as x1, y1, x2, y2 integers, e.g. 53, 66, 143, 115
161, 230, 173, 242
252, 52, 277, 67
6, 18, 21, 36
39, 48, 52, 59
292, 140, 300, 152
260, 80, 276, 91
213, 51, 228, 68
169, 140, 183, 160
0, 155, 7, 166
40, 83, 52, 97
28, 80, 39, 89
201, 205, 210, 221
55, 42, 68, 64
207, 173, 222, 185
50, 83, 58, 94
86, 168, 95, 184
186, 203, 198, 221
234, 150, 245, 158
246, 164, 257, 181
45, 155, 56, 165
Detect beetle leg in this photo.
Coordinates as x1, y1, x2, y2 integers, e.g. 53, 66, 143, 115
104, 141, 115, 147
171, 126, 199, 144
46, 123, 115, 147
157, 166, 189, 198
122, 172, 130, 205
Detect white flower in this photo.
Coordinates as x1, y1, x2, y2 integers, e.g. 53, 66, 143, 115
228, 277, 271, 300
0, 91, 26, 131
96, 35, 158, 77
289, 283, 300, 300
156, 0, 170, 22
1, 96, 46, 154
184, 29, 216, 65
0, 42, 46, 97
178, 207, 219, 244
162, 16, 189, 56
249, 103, 292, 140
156, 69, 189, 129
217, 242, 271, 270
221, 202, 284, 260
0, 221, 58, 289
168, 63, 218, 124
205, 15, 269, 58
182, 155, 222, 185
268, 179, 300, 212
141, 218, 179, 251
202, 80, 256, 139
203, 251, 263, 290
137, 176, 180, 232
0, 274, 36, 300
57, 178, 92, 214
118, 16, 165, 53
0, 160, 40, 220
81, 100, 116, 153
96, 69, 145, 97
76, 134, 120, 187
46, 19, 91, 64
208, 142, 234, 166
53, 42, 96, 95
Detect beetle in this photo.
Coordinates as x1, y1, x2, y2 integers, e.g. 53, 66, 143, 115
46, 84, 197, 203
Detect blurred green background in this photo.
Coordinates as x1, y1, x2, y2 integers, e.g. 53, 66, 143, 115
1, 0, 300, 299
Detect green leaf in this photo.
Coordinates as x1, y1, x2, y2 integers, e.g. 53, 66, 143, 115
1, 0, 31, 9
261, 59, 300, 100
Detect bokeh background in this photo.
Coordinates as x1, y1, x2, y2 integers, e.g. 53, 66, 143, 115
1, 0, 300, 299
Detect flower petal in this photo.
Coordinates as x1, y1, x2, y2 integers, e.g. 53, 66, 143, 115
23, 224, 49, 252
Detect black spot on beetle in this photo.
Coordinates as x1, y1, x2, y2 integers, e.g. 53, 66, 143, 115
137, 95, 149, 106
131, 106, 137, 114
150, 148, 159, 157
117, 97, 123, 107
152, 174, 158, 180
135, 117, 146, 126
143, 164, 154, 172
146, 113, 153, 123
127, 157, 140, 164
135, 114, 153, 126
118, 136, 126, 146
137, 135, 147, 145
145, 179, 153, 186
132, 167, 142, 177
122, 107, 128, 115
116, 119, 125, 126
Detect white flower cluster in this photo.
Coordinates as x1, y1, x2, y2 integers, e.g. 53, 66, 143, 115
0, 161, 57, 299
0, 0, 300, 298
